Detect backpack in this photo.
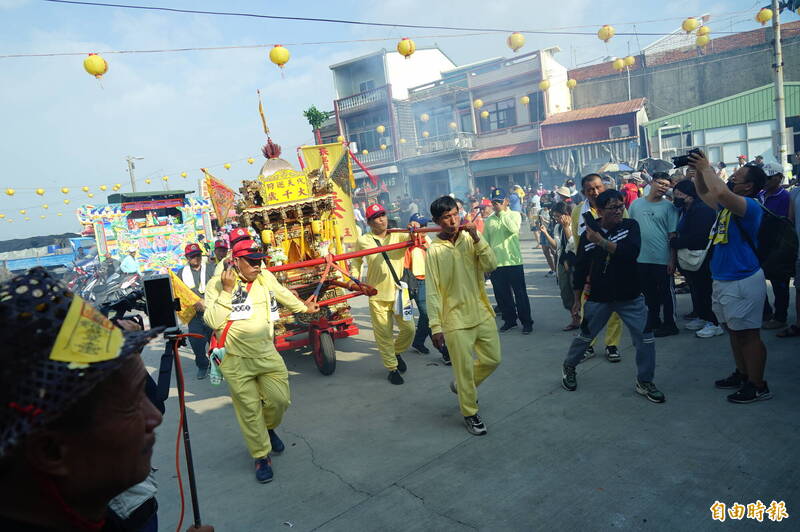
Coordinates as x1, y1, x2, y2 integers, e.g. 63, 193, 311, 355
733, 204, 798, 280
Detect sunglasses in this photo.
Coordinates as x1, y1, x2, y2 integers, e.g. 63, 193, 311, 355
240, 256, 262, 267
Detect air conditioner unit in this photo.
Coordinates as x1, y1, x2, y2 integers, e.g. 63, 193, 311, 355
608, 125, 631, 139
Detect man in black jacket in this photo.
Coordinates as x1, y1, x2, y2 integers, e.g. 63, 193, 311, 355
561, 190, 665, 403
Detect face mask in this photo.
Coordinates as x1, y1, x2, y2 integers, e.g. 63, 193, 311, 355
673, 197, 686, 209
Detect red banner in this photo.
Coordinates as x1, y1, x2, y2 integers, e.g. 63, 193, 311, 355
121, 199, 183, 211
203, 169, 235, 225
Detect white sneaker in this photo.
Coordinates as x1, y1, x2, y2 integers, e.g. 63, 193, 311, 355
685, 318, 706, 331
696, 323, 724, 338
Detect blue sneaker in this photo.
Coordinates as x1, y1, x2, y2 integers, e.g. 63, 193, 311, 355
268, 429, 285, 455
255, 456, 273, 483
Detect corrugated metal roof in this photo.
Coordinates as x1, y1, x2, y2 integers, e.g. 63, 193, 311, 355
643, 83, 800, 136
541, 98, 647, 125
470, 141, 539, 161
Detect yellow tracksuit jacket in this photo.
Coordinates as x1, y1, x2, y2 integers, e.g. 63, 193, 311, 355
204, 270, 307, 459
426, 232, 501, 416
350, 231, 414, 371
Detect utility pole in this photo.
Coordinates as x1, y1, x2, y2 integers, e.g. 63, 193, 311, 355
771, 0, 789, 177
125, 156, 143, 192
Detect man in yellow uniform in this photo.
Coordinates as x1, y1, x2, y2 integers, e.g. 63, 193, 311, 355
204, 238, 319, 483
571, 174, 624, 363
350, 203, 415, 385
212, 227, 251, 278
427, 196, 500, 436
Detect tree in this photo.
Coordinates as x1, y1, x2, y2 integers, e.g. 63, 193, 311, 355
303, 106, 330, 144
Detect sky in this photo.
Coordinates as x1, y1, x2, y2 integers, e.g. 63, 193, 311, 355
0, 0, 767, 239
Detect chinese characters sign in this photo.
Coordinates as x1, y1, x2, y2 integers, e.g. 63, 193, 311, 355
50, 296, 124, 364
259, 168, 311, 205
710, 500, 789, 523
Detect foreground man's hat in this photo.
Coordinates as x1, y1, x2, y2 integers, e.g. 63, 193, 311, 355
0, 267, 162, 456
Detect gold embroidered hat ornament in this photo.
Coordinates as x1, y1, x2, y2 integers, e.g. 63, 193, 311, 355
0, 267, 163, 456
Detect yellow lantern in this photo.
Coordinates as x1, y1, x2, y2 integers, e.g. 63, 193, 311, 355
35, 188, 45, 196
362, 149, 369, 155
597, 25, 615, 43
24, 217, 30, 221
269, 45, 290, 69
376, 125, 386, 134
311, 219, 323, 235
756, 8, 772, 26
63, 199, 70, 205
480, 111, 489, 119
81, 186, 89, 192
99, 184, 107, 191
539, 79, 551, 91
397, 37, 416, 59
449, 121, 458, 130
612, 58, 625, 71
162, 175, 169, 182
567, 78, 578, 90
19, 209, 26, 215
473, 99, 484, 109
61, 187, 69, 194
336, 135, 344, 143
88, 193, 94, 198
422, 131, 430, 138
420, 113, 429, 122
40, 215, 46, 219
261, 229, 274, 245
57, 212, 63, 216
42, 204, 48, 209
0, 214, 4, 219
697, 26, 711, 37
380, 144, 387, 150
112, 184, 121, 191
247, 157, 255, 164
696, 35, 710, 48
507, 32, 525, 53
682, 17, 699, 33
399, 138, 407, 144
520, 96, 530, 106
5, 189, 14, 196
145, 178, 151, 184
83, 53, 108, 79
224, 163, 231, 170
180, 172, 187, 178
623, 55, 635, 67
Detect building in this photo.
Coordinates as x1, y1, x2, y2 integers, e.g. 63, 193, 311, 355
329, 47, 456, 199
643, 83, 800, 167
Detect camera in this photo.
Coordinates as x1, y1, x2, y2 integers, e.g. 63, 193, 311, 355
671, 148, 703, 168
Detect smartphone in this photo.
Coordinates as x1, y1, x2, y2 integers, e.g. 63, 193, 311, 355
582, 211, 602, 232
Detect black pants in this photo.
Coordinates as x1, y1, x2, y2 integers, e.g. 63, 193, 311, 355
637, 263, 676, 331
764, 277, 791, 323
682, 255, 717, 325
490, 264, 533, 326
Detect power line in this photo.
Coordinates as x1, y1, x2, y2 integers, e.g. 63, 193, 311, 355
41, 0, 745, 36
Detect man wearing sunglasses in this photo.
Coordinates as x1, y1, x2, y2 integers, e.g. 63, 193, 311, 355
561, 190, 665, 403
204, 238, 320, 483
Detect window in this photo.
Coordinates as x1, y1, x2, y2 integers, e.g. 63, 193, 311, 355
359, 80, 375, 93
527, 92, 546, 124
351, 130, 379, 152
479, 98, 517, 132
459, 110, 473, 133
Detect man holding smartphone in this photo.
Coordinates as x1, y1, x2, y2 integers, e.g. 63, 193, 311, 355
204, 239, 320, 483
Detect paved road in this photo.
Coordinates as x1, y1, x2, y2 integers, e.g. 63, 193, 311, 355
143, 232, 799, 531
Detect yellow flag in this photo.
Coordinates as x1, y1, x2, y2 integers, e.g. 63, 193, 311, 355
169, 271, 201, 325
300, 142, 346, 177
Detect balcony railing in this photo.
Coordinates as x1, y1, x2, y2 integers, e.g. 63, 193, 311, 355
398, 132, 477, 159
336, 85, 389, 115
356, 146, 395, 166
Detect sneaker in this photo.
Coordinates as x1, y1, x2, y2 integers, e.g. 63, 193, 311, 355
727, 381, 773, 403
396, 354, 407, 373
654, 324, 679, 337
411, 343, 430, 355
685, 318, 706, 331
268, 429, 284, 455
762, 319, 787, 330
605, 345, 621, 363
715, 369, 747, 389
499, 322, 517, 333
255, 457, 274, 483
387, 370, 404, 385
441, 351, 452, 366
696, 323, 725, 338
545, 271, 555, 277
521, 324, 533, 335
463, 414, 487, 436
561, 364, 577, 391
197, 366, 209, 380
580, 346, 595, 362
635, 380, 666, 403
449, 380, 457, 394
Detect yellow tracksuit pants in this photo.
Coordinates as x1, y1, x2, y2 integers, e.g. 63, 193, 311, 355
581, 293, 622, 347
368, 299, 415, 371
444, 317, 502, 417
220, 352, 290, 459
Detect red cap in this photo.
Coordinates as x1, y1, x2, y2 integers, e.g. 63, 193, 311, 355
480, 198, 492, 207
184, 243, 202, 257
229, 227, 249, 245
365, 203, 386, 220
214, 239, 228, 249
232, 239, 267, 260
